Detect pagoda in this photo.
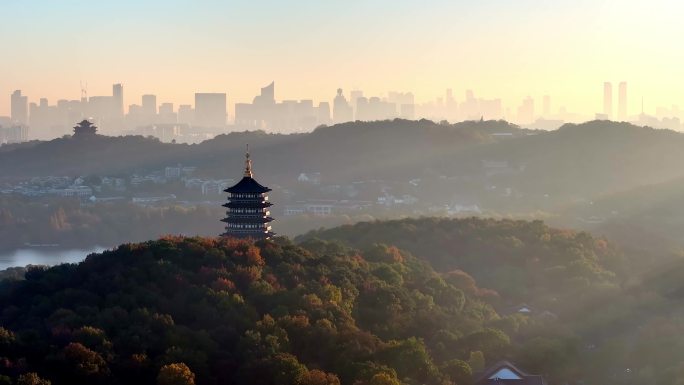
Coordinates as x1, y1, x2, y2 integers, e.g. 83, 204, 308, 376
220, 146, 275, 239
73, 119, 97, 136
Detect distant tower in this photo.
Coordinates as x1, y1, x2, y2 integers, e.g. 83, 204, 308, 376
333, 88, 353, 123
112, 84, 124, 117
603, 82, 613, 120
73, 119, 97, 136
142, 94, 157, 115
260, 81, 275, 103
10, 90, 28, 125
221, 145, 274, 239
195, 93, 227, 128
80, 81, 88, 103
618, 82, 627, 121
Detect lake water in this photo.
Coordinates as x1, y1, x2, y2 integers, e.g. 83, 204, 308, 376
0, 247, 106, 271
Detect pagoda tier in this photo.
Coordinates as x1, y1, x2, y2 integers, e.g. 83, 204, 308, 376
221, 216, 274, 224
220, 147, 275, 239
222, 201, 273, 209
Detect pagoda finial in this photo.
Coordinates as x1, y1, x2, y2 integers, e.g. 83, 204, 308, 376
244, 144, 253, 177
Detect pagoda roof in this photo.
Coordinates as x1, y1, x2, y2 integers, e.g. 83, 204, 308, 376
223, 201, 273, 208
221, 216, 274, 224
225, 176, 272, 194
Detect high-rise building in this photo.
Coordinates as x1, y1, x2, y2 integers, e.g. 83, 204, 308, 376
517, 96, 535, 124
142, 94, 157, 116
445, 88, 457, 119
603, 82, 613, 119
10, 90, 28, 125
259, 82, 275, 104
350, 90, 364, 113
112, 84, 123, 117
195, 93, 227, 128
333, 88, 353, 124
178, 104, 194, 125
618, 82, 627, 121
317, 102, 331, 125
158, 103, 176, 124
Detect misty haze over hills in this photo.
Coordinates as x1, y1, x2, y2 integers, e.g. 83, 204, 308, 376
2, 119, 683, 199
3, 118, 684, 255
7, 2, 684, 385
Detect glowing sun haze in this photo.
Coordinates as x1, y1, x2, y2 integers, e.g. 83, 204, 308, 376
1, 0, 682, 117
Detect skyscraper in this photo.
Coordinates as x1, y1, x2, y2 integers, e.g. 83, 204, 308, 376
517, 96, 535, 124
259, 82, 275, 104
333, 89, 353, 123
618, 82, 627, 121
112, 84, 123, 117
350, 90, 363, 113
195, 93, 227, 128
603, 82, 613, 119
10, 90, 28, 125
142, 94, 157, 116
178, 104, 194, 125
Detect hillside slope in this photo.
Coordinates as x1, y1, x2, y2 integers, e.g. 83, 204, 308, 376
0, 236, 510, 385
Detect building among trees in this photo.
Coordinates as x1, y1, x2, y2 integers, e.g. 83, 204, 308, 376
474, 361, 546, 385
73, 119, 97, 136
220, 146, 274, 239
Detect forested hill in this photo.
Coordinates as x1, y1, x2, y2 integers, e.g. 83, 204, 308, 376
448, 121, 684, 200
298, 218, 684, 384
0, 119, 510, 182
3, 120, 684, 209
0, 236, 513, 385
3, 220, 684, 384
297, 217, 625, 307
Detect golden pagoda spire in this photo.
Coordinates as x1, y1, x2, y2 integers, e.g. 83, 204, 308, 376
244, 144, 253, 177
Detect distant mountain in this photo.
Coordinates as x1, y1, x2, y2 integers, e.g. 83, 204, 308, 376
0, 119, 520, 184
558, 175, 684, 255
3, 119, 684, 209
442, 121, 684, 209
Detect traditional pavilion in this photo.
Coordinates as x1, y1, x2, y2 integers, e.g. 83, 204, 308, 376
73, 120, 97, 136
474, 361, 546, 385
220, 146, 275, 239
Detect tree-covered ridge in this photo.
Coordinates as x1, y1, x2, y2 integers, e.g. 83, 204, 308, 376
297, 217, 624, 307
0, 119, 506, 180
0, 236, 519, 385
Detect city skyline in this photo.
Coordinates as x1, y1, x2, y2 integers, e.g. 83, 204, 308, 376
3, 79, 683, 125
1, 0, 684, 119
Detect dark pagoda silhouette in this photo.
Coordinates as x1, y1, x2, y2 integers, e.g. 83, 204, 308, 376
73, 119, 97, 136
221, 146, 274, 239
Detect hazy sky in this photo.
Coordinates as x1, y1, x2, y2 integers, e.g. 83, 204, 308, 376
1, 0, 683, 117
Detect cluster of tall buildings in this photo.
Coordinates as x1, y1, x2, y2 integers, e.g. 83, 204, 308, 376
235, 82, 329, 132
6, 80, 684, 144
602, 81, 628, 121
235, 83, 416, 132
4, 85, 228, 141
0, 84, 573, 143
